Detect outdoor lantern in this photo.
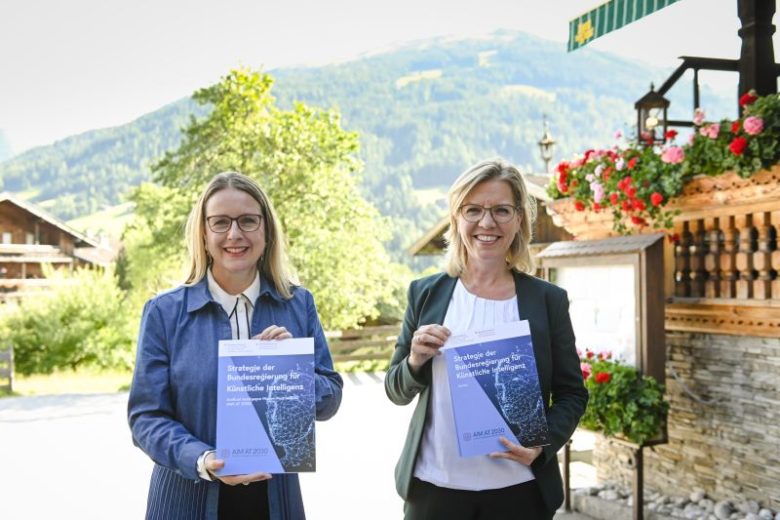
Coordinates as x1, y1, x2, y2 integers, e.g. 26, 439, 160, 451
538, 116, 556, 174
635, 84, 669, 145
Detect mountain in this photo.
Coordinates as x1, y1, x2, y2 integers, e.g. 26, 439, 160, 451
0, 30, 731, 223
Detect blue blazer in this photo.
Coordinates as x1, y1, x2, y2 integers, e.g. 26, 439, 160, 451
384, 271, 588, 513
128, 276, 343, 520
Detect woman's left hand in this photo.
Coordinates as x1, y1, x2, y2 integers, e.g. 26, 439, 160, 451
254, 325, 292, 340
489, 437, 542, 466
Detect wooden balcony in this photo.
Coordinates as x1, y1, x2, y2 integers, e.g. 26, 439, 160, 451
545, 166, 780, 337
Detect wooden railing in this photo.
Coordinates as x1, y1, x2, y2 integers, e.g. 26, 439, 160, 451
664, 169, 780, 337
326, 324, 400, 362
0, 346, 13, 394
0, 244, 61, 254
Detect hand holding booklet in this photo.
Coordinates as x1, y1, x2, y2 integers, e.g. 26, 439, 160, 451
442, 320, 550, 458
215, 338, 315, 475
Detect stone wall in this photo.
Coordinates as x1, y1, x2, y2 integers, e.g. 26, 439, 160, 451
592, 331, 780, 510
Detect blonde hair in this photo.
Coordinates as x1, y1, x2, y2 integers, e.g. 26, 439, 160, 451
184, 171, 296, 299
444, 158, 536, 276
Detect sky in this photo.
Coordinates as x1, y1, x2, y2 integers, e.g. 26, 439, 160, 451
0, 0, 771, 155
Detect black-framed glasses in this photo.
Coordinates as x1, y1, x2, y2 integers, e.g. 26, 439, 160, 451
459, 204, 520, 223
206, 214, 263, 233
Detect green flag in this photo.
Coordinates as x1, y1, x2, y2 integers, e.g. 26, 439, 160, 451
568, 0, 682, 51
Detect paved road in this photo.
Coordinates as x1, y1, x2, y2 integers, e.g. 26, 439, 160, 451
0, 372, 595, 519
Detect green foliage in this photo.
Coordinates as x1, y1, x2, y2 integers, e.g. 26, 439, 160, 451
579, 350, 668, 445
0, 268, 136, 375
130, 68, 406, 329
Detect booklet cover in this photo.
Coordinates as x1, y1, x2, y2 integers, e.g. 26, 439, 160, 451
215, 338, 315, 475
442, 320, 550, 458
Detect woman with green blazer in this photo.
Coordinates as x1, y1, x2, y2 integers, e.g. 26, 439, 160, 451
385, 158, 588, 520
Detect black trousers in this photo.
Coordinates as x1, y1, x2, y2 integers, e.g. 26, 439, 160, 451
218, 480, 270, 520
404, 477, 553, 520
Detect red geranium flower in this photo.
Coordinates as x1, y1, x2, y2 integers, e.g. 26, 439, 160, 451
739, 91, 758, 107
631, 215, 647, 226
729, 136, 748, 155
731, 120, 741, 134
574, 200, 586, 211
632, 198, 645, 211
609, 192, 619, 206
625, 186, 637, 199
650, 192, 664, 207
586, 351, 595, 359
594, 372, 611, 384
665, 129, 678, 140
580, 363, 592, 380
627, 157, 638, 169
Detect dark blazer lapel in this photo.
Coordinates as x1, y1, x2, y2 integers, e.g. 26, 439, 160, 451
419, 275, 458, 326
514, 271, 553, 402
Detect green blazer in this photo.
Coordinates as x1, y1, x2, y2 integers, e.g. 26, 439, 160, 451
384, 271, 588, 513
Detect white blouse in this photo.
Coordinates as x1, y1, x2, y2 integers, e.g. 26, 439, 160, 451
207, 269, 260, 340
413, 279, 536, 490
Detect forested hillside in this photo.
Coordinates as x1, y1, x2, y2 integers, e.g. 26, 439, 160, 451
0, 31, 730, 240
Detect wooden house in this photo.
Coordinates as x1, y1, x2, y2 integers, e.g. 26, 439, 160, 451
0, 193, 112, 300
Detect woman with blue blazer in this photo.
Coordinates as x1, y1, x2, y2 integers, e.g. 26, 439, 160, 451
385, 158, 587, 519
128, 172, 342, 519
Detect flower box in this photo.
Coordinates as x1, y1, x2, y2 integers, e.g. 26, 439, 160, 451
545, 165, 780, 240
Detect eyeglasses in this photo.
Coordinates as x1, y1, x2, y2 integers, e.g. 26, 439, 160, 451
459, 204, 520, 223
206, 214, 263, 233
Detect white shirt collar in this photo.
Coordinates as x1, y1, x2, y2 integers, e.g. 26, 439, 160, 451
207, 269, 261, 313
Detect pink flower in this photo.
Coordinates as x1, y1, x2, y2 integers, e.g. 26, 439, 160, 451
661, 146, 685, 164
580, 363, 592, 380
699, 123, 719, 139
590, 181, 605, 203
743, 116, 764, 136
614, 129, 623, 140
693, 108, 706, 126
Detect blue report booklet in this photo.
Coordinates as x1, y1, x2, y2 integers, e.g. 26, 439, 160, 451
215, 338, 315, 475
443, 321, 550, 457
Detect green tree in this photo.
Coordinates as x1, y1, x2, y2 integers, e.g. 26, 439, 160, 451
128, 68, 405, 329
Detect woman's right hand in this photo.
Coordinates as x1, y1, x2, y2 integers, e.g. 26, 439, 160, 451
205, 452, 273, 486
408, 324, 451, 373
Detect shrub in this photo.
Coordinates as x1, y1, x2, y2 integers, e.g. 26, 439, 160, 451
1, 267, 136, 375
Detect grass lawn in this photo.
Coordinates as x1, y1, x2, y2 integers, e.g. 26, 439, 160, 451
2, 367, 133, 397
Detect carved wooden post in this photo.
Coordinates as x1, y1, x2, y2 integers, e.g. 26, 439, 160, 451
675, 222, 692, 297
720, 216, 738, 298
689, 219, 706, 297
771, 210, 780, 300
753, 212, 773, 299
703, 217, 721, 298
735, 214, 756, 299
